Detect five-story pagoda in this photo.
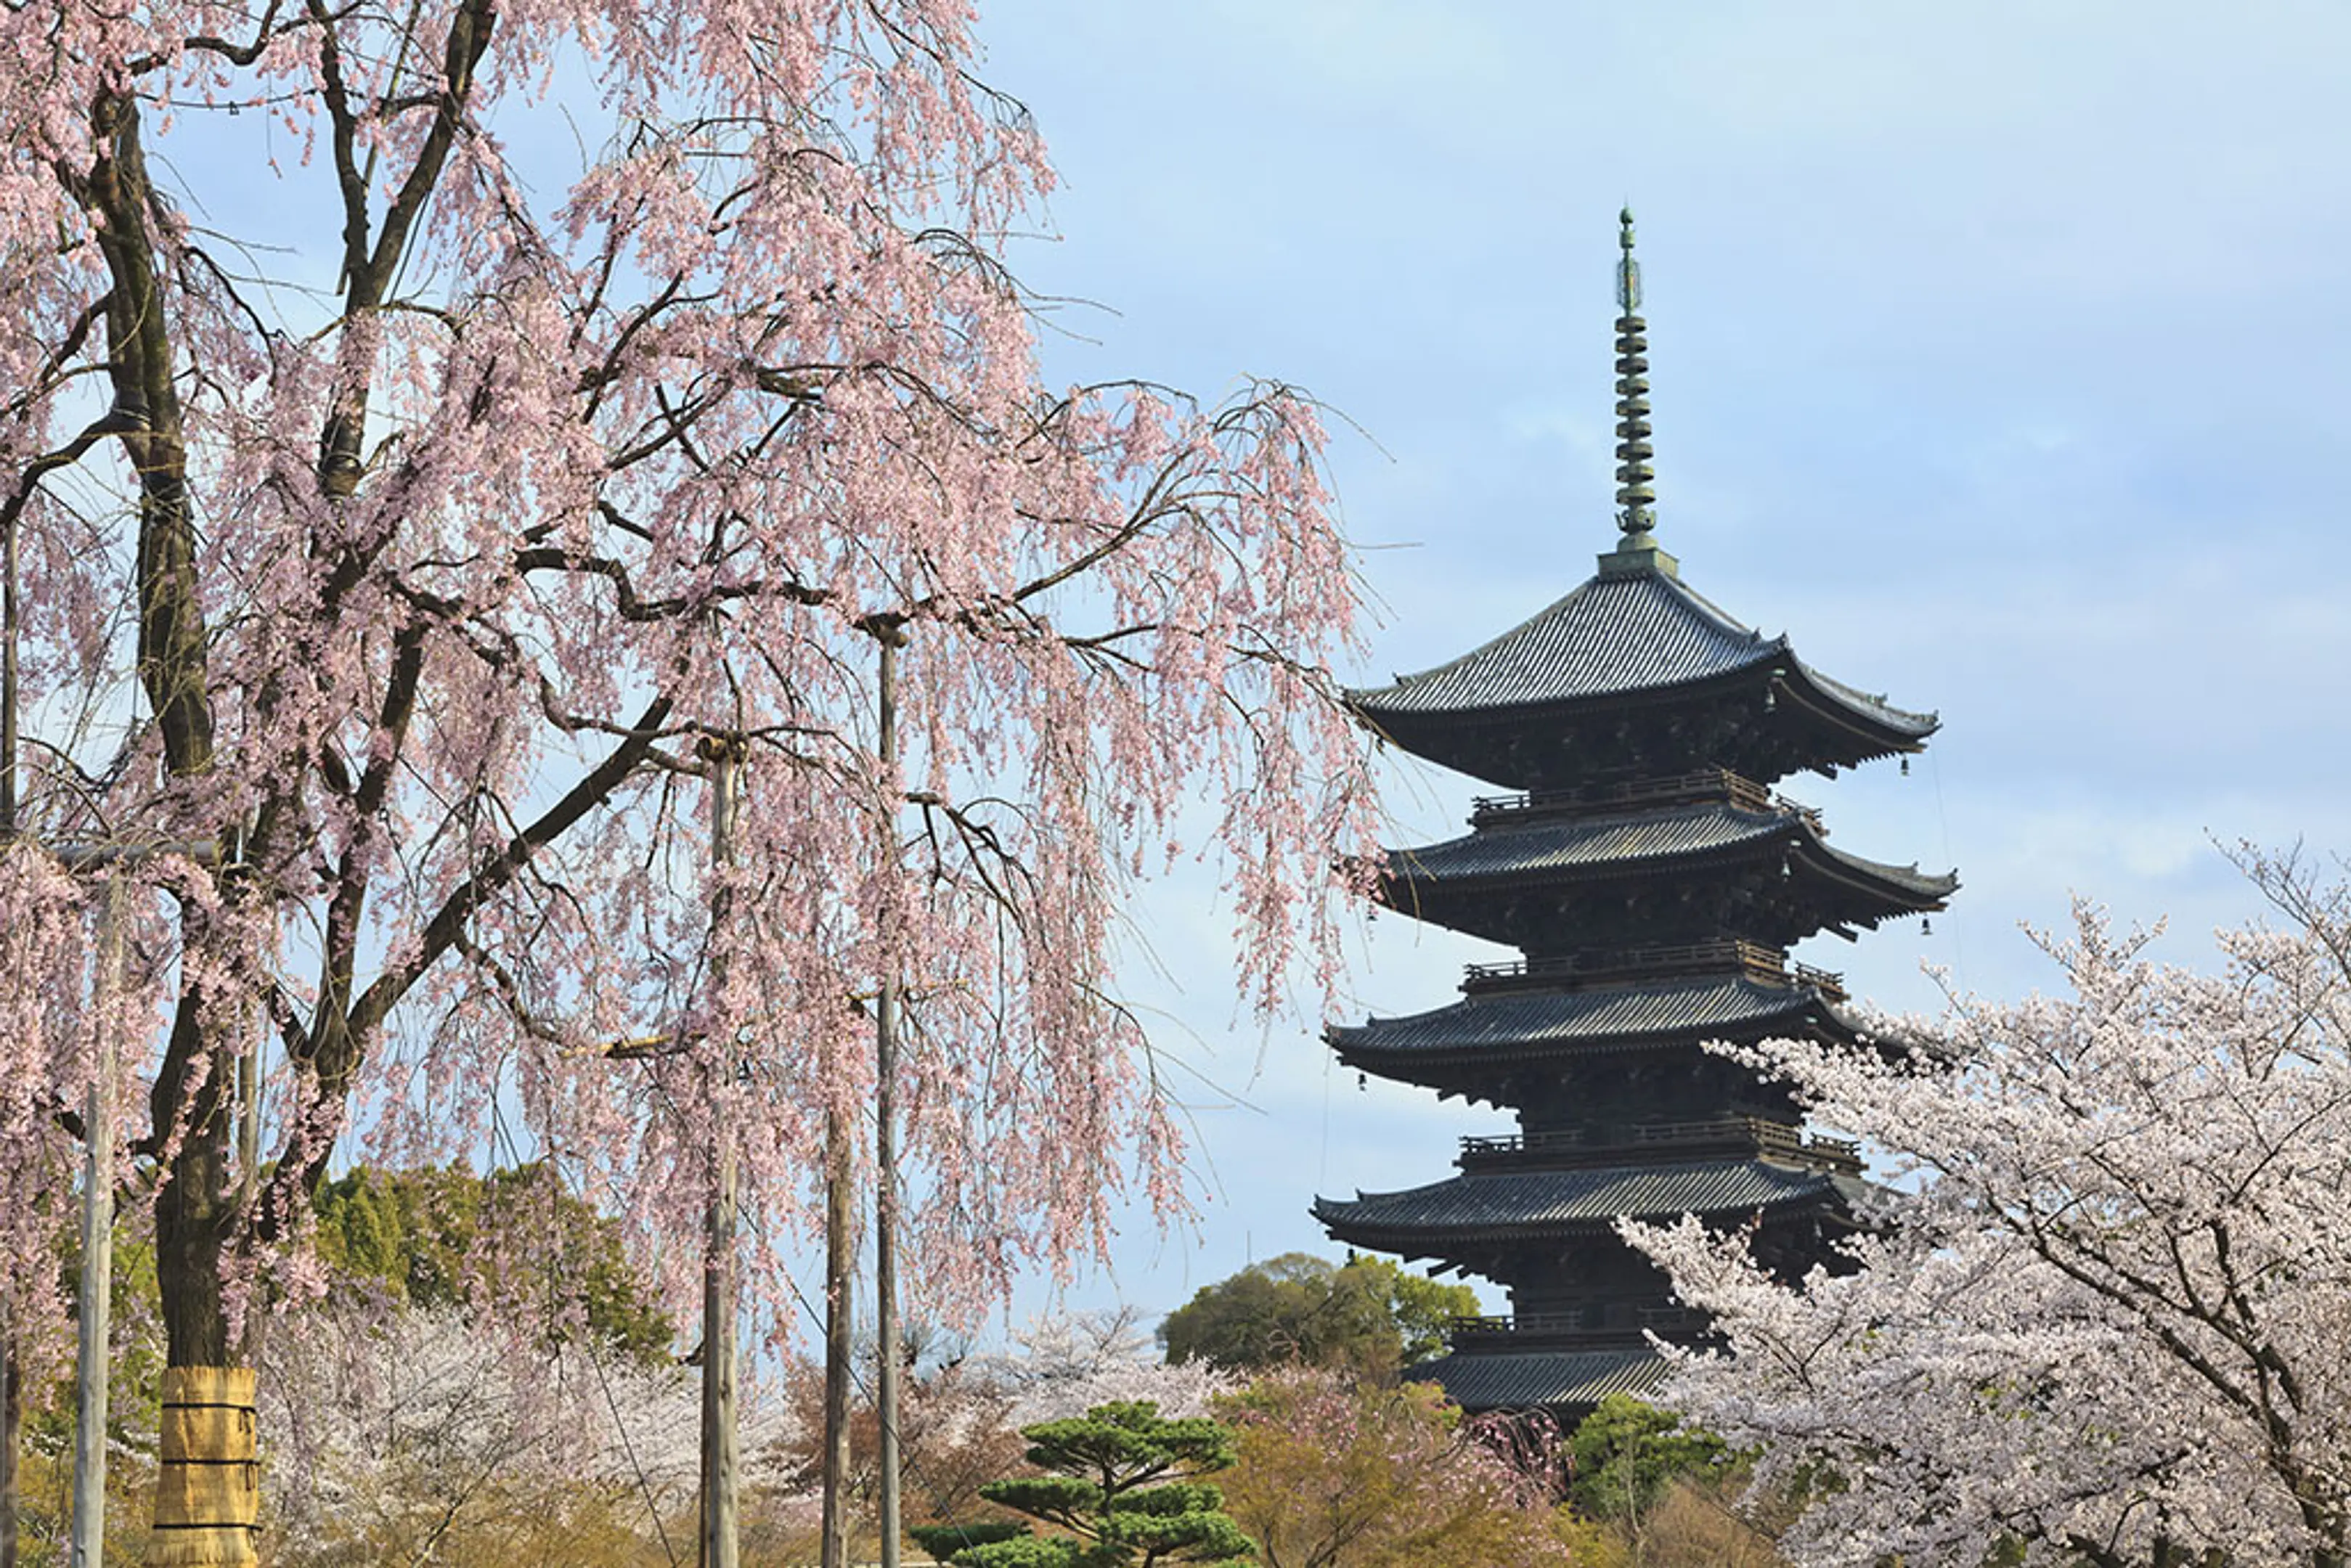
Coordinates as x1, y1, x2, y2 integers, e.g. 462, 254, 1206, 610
1313, 212, 1956, 1415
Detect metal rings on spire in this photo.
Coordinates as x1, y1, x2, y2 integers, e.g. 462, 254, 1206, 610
1613, 208, 1657, 540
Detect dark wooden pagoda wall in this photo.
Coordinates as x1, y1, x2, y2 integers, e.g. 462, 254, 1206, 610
1511, 1047, 1803, 1139
1369, 732, 1904, 1376
1324, 555, 1949, 1416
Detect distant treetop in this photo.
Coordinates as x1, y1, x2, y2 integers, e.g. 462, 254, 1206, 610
1157, 1252, 1478, 1376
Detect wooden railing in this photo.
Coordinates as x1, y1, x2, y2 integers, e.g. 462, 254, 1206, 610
1462, 940, 1846, 1000
1791, 960, 1849, 999
1470, 767, 1822, 832
1458, 1116, 1862, 1172
1446, 1306, 1708, 1342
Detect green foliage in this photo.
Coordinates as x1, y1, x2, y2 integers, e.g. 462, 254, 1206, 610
1385, 1264, 1483, 1363
1157, 1252, 1479, 1374
922, 1400, 1257, 1568
1104, 1482, 1227, 1519
983, 1474, 1108, 1526
1017, 1401, 1238, 1481
949, 1536, 1085, 1568
1097, 1506, 1253, 1562
310, 1162, 672, 1363
909, 1519, 1035, 1559
1567, 1395, 1734, 1524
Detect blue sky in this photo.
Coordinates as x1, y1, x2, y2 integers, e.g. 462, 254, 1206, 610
115, 0, 2348, 1336
961, 1, 2351, 1325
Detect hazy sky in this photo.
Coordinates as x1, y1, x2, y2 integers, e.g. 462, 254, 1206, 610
958, 1, 2351, 1326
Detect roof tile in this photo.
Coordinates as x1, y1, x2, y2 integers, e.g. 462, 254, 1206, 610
1382, 803, 1957, 902
1353, 570, 1780, 714
1331, 976, 1832, 1057
1353, 565, 1938, 740
1407, 1345, 1671, 1410
1315, 1159, 1866, 1237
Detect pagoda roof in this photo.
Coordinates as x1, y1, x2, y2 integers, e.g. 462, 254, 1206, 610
1329, 973, 1857, 1066
1350, 563, 1935, 738
1381, 801, 1957, 907
1407, 1344, 1668, 1412
1314, 1158, 1868, 1247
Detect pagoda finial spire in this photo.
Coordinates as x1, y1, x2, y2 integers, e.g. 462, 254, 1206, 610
1600, 207, 1676, 578
1613, 208, 1656, 539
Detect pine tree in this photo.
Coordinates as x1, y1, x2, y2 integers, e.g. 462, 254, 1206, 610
911, 1401, 1256, 1568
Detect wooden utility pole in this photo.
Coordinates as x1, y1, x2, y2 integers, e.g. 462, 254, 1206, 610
873, 635, 902, 1568
4, 487, 134, 1568
69, 875, 124, 1568
819, 1107, 854, 1568
815, 644, 855, 1568
698, 740, 741, 1568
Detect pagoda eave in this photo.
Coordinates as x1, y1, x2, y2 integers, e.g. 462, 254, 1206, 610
1329, 1019, 1821, 1077
1356, 655, 1935, 790
1376, 824, 1952, 950
1780, 659, 1939, 760
1327, 979, 1868, 1091
1312, 1159, 1870, 1254
1405, 1344, 1670, 1414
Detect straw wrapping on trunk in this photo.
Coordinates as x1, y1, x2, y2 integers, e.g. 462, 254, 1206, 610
144, 1367, 259, 1567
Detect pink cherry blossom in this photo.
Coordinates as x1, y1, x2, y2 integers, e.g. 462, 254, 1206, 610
0, 0, 1379, 1543
1627, 846, 2351, 1567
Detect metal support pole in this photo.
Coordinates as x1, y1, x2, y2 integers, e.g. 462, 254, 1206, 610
698, 741, 741, 1568
70, 875, 123, 1568
873, 638, 902, 1568
233, 1040, 261, 1367
235, 828, 263, 1365
237, 1050, 259, 1191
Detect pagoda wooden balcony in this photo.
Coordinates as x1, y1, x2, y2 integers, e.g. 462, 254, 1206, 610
1470, 767, 1824, 832
1456, 1115, 1863, 1175
1446, 1305, 1708, 1347
1461, 939, 1847, 1000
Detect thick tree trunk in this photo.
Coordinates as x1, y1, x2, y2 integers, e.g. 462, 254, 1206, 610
154, 1076, 234, 1369
148, 1003, 254, 1568
75, 86, 253, 1568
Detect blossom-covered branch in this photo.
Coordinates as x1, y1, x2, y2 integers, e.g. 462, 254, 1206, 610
1629, 846, 2351, 1568
0, 0, 1380, 1551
